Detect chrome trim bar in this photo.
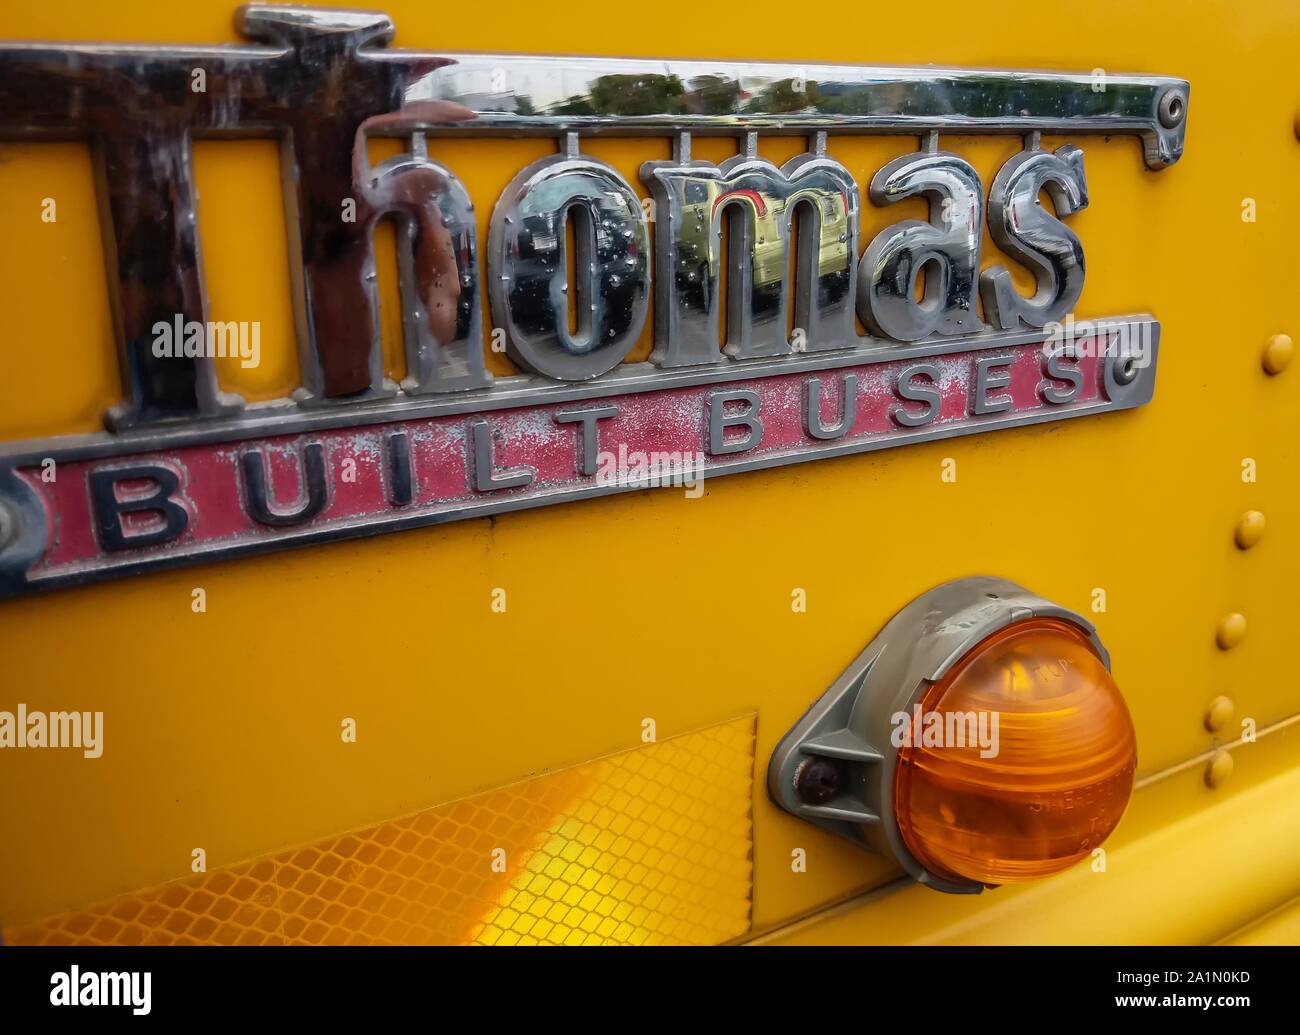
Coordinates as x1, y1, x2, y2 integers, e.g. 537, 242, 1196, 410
393, 56, 1188, 169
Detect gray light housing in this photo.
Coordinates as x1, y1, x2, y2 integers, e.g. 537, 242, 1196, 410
766, 575, 1110, 895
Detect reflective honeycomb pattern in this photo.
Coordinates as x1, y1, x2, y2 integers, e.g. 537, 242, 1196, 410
5, 715, 756, 946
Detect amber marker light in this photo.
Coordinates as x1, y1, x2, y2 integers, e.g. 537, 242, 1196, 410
768, 577, 1139, 895
893, 618, 1137, 886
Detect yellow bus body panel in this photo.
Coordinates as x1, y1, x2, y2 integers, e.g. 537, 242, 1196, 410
1, 0, 1298, 944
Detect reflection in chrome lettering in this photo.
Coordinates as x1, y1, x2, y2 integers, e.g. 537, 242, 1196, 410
489, 152, 650, 381
0, 6, 1185, 599
0, 5, 1188, 431
981, 144, 1089, 331
357, 134, 491, 398
858, 145, 985, 342
641, 149, 860, 367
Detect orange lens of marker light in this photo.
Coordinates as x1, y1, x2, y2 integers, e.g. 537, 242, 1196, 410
894, 617, 1137, 886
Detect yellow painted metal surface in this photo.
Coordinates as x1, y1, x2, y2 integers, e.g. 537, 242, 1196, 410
1, 0, 1298, 943
1223, 897, 1300, 946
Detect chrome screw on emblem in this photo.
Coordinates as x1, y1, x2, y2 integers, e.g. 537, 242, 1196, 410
1158, 89, 1187, 129
1113, 356, 1139, 385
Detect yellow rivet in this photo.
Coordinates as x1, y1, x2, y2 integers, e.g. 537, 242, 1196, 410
1234, 510, 1266, 549
1215, 612, 1247, 650
1206, 749, 1234, 788
1263, 334, 1292, 375
1205, 695, 1235, 732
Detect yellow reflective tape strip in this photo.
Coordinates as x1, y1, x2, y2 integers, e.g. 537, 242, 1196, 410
5, 715, 756, 946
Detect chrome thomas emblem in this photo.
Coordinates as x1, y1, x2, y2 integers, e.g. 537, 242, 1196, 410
0, 5, 1189, 596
